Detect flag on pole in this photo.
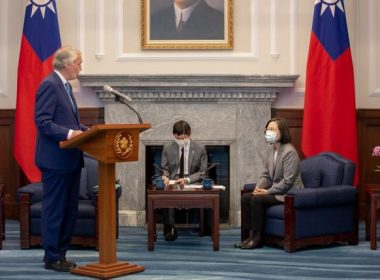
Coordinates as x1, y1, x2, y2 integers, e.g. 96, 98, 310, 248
14, 0, 61, 182
302, 0, 358, 184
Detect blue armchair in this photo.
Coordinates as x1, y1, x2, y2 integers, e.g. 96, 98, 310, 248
18, 154, 122, 249
242, 152, 358, 252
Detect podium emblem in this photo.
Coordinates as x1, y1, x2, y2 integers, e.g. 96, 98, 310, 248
114, 131, 133, 159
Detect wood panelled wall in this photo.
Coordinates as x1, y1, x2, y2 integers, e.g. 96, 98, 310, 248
1, 108, 379, 220
0, 108, 104, 219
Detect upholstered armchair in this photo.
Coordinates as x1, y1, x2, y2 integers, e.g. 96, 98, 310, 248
242, 152, 358, 252
18, 154, 122, 249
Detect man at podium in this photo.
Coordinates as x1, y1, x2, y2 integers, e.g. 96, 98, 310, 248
34, 46, 88, 272
161, 120, 208, 241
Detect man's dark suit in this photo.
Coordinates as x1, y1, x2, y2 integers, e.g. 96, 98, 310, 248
161, 140, 208, 226
150, 0, 224, 40
34, 71, 87, 263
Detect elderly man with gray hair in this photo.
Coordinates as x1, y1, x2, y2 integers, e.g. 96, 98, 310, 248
34, 46, 88, 272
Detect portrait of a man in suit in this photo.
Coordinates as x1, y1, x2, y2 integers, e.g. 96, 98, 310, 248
150, 0, 225, 40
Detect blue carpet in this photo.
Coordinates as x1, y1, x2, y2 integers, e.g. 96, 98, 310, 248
1, 220, 380, 279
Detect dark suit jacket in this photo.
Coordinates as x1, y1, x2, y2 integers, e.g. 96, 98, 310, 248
151, 0, 224, 40
34, 71, 86, 170
257, 143, 304, 202
161, 140, 208, 183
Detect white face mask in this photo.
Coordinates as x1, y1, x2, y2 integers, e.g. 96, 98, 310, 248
174, 138, 189, 147
265, 130, 277, 144
174, 138, 185, 147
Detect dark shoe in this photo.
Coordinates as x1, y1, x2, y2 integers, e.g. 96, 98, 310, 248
234, 238, 251, 248
164, 226, 178, 241
240, 239, 263, 249
163, 225, 172, 236
44, 260, 72, 272
61, 258, 76, 268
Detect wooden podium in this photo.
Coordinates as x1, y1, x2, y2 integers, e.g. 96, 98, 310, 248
60, 123, 151, 279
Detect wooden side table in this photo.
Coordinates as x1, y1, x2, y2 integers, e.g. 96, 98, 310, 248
366, 184, 380, 250
147, 187, 220, 251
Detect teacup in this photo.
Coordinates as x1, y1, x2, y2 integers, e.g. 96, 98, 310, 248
202, 178, 213, 190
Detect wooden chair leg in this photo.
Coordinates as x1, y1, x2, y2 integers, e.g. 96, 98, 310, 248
199, 208, 205, 236
349, 192, 359, 245
19, 194, 31, 249
284, 196, 296, 252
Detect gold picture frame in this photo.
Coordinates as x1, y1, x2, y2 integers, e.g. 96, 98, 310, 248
141, 0, 233, 49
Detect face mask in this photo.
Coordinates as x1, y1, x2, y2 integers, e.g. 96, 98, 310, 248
265, 130, 277, 144
174, 138, 185, 147
174, 137, 190, 147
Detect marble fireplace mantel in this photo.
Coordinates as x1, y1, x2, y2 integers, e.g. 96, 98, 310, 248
79, 74, 299, 227
79, 74, 298, 103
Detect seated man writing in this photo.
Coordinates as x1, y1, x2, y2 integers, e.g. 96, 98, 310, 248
161, 120, 208, 241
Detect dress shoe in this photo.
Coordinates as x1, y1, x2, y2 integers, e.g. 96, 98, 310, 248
234, 238, 251, 248
164, 226, 178, 241
44, 260, 73, 272
240, 239, 263, 249
61, 258, 76, 268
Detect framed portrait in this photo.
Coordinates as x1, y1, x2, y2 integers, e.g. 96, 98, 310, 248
141, 0, 233, 49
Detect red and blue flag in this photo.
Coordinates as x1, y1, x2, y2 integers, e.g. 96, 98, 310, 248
14, 0, 61, 182
302, 0, 358, 184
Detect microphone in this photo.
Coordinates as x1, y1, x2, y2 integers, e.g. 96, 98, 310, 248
201, 163, 219, 177
153, 163, 163, 174
103, 85, 132, 102
103, 84, 143, 124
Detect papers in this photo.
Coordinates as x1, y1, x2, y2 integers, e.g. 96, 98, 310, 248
184, 184, 226, 191
169, 180, 177, 185
211, 185, 226, 190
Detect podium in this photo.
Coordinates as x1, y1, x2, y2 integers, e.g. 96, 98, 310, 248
60, 123, 151, 279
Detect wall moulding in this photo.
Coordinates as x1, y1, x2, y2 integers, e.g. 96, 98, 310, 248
0, 0, 8, 96
79, 74, 299, 103
368, 0, 380, 96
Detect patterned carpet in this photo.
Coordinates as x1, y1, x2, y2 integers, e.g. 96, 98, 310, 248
1, 220, 380, 280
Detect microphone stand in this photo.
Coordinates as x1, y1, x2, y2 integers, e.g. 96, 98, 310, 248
115, 96, 143, 124
201, 163, 220, 178
153, 163, 164, 175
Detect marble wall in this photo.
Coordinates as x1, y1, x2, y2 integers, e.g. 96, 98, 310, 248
80, 74, 298, 226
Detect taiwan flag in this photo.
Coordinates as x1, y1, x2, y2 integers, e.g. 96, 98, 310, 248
302, 0, 358, 184
14, 0, 61, 182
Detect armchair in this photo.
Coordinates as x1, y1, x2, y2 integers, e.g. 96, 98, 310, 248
242, 152, 358, 252
18, 154, 122, 249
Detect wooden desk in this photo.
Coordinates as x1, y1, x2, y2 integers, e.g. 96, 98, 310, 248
366, 184, 380, 250
147, 187, 220, 251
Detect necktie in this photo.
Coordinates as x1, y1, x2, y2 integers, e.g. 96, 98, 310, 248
177, 13, 186, 33
179, 147, 184, 178
64, 82, 76, 110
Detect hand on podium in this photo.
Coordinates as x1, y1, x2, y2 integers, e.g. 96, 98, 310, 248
70, 130, 84, 139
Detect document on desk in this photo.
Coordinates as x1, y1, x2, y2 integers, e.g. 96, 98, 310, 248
184, 185, 226, 191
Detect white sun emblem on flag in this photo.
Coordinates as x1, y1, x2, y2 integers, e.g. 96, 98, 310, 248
28, 0, 56, 19
315, 0, 345, 17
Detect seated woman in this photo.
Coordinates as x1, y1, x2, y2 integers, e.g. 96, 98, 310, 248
237, 117, 303, 249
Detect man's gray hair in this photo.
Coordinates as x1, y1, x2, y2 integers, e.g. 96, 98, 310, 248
52, 46, 81, 70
